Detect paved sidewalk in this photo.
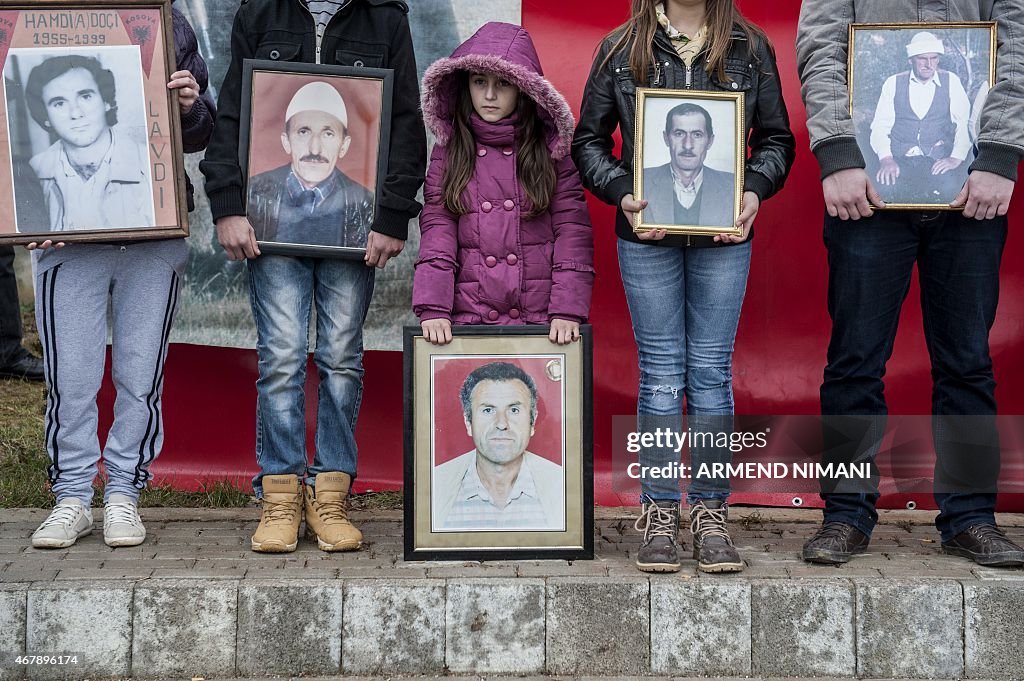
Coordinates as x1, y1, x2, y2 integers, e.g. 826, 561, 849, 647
2, 506, 1022, 581
2, 507, 1024, 681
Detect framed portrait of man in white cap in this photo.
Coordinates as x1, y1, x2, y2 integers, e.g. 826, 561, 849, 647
240, 60, 393, 258
848, 22, 996, 209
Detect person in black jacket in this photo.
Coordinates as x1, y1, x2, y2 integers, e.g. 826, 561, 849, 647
199, 0, 426, 554
573, 0, 795, 574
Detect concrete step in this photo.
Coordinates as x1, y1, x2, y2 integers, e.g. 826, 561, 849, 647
1, 507, 1023, 680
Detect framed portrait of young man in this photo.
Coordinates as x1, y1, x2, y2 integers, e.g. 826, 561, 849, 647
633, 88, 745, 237
0, 0, 189, 245
403, 325, 594, 561
239, 60, 393, 259
849, 22, 996, 209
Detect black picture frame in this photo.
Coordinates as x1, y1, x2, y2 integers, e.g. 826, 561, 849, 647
403, 325, 594, 562
239, 59, 393, 259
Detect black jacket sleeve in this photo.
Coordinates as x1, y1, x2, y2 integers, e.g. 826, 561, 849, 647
198, 5, 254, 221
371, 12, 426, 240
743, 37, 796, 202
571, 39, 635, 209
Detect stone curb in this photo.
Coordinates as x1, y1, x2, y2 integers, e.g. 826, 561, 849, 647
3, 577, 1024, 679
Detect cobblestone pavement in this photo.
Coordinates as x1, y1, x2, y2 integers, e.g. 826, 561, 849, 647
2, 507, 1022, 581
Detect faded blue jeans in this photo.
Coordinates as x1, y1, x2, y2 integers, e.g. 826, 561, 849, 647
618, 238, 752, 505
247, 254, 374, 497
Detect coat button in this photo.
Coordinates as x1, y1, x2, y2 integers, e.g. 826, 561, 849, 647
732, 82, 739, 90
487, 310, 499, 321
270, 49, 280, 59
506, 253, 518, 265
485, 256, 497, 267
353, 59, 364, 67
477, 148, 487, 157
509, 308, 520, 319
503, 199, 514, 210
481, 201, 492, 212
502, 147, 513, 156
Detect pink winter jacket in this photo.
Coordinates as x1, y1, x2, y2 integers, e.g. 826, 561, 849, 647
413, 22, 594, 325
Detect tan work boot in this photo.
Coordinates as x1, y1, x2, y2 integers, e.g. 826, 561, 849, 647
304, 472, 362, 551
251, 474, 302, 553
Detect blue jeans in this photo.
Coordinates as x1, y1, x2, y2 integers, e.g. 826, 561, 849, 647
247, 255, 374, 497
820, 210, 1006, 542
617, 238, 752, 504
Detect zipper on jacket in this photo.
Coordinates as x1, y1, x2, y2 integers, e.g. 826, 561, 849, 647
685, 64, 692, 88
299, 0, 348, 64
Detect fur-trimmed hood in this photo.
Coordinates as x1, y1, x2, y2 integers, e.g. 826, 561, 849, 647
421, 22, 575, 159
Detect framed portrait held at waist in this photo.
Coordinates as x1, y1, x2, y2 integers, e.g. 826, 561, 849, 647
239, 59, 393, 260
848, 21, 997, 209
0, 0, 189, 245
633, 88, 745, 237
403, 325, 594, 562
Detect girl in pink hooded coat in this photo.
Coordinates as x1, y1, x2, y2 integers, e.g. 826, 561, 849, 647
414, 22, 594, 344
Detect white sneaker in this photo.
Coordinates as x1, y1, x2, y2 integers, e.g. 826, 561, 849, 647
31, 499, 93, 548
103, 494, 146, 547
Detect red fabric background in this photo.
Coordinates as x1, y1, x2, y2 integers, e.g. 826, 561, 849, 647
97, 0, 1024, 509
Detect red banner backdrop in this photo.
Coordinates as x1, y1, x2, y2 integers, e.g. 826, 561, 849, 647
97, 0, 1024, 509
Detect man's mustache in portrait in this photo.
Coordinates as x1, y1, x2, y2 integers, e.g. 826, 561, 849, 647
300, 153, 331, 164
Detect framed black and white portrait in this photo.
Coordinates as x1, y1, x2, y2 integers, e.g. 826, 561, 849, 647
0, 0, 189, 245
849, 22, 996, 208
633, 88, 744, 237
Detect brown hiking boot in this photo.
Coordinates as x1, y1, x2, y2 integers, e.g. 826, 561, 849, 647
251, 474, 302, 553
304, 472, 362, 552
690, 499, 744, 573
634, 499, 681, 573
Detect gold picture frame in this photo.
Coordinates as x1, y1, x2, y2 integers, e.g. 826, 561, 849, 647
848, 22, 997, 210
633, 88, 745, 236
403, 325, 593, 561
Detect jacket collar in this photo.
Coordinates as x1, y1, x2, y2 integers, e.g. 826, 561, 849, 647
33, 129, 143, 184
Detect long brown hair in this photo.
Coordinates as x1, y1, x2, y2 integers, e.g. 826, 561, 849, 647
599, 0, 767, 83
442, 72, 556, 219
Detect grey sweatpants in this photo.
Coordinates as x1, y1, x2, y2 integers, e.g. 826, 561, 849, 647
34, 242, 185, 505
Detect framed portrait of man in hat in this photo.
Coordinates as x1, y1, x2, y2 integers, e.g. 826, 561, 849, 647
848, 22, 996, 209
239, 60, 394, 258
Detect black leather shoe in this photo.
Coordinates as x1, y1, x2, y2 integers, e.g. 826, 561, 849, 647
942, 524, 1024, 567
0, 349, 44, 381
802, 521, 870, 564
634, 500, 681, 573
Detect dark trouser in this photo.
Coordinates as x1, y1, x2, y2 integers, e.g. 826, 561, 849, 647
0, 245, 24, 365
819, 210, 1006, 542
875, 155, 967, 205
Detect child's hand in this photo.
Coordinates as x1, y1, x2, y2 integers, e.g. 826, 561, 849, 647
549, 319, 580, 345
421, 318, 452, 345
26, 240, 65, 251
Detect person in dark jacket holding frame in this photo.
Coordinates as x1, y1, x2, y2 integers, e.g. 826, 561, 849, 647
572, 0, 795, 574
200, 0, 426, 554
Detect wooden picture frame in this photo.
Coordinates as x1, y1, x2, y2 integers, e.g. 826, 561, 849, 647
240, 60, 393, 259
403, 325, 594, 561
633, 88, 745, 237
848, 22, 997, 209
0, 0, 188, 245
